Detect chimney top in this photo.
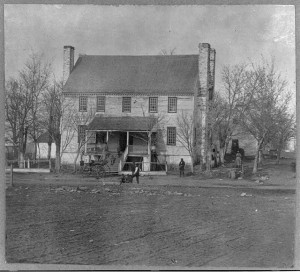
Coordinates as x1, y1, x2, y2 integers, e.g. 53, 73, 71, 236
198, 43, 210, 49
64, 45, 75, 50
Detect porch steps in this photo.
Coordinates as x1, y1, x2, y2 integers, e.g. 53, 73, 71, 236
105, 156, 120, 174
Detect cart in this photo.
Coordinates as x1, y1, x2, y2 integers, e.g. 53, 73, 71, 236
79, 158, 110, 178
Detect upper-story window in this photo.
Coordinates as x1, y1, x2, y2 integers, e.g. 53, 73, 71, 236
167, 127, 176, 145
122, 97, 131, 112
96, 96, 105, 112
149, 97, 158, 113
168, 97, 177, 113
79, 96, 87, 112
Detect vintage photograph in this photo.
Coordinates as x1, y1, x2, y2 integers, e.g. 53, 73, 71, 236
4, 4, 296, 269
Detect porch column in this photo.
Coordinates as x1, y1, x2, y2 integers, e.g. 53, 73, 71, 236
144, 131, 151, 172
148, 133, 151, 156
127, 131, 129, 146
106, 131, 109, 143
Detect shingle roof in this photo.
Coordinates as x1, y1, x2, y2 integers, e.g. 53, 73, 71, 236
63, 55, 198, 95
88, 116, 158, 131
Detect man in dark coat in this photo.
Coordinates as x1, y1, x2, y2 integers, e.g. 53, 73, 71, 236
179, 158, 185, 177
132, 162, 140, 184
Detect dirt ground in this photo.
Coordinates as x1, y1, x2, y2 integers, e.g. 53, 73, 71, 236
5, 159, 296, 269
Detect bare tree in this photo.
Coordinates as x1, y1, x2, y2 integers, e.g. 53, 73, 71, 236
5, 53, 52, 168
20, 53, 52, 160
176, 110, 195, 173
160, 48, 176, 55
212, 64, 252, 165
239, 58, 290, 173
42, 80, 64, 172
5, 78, 33, 168
60, 100, 97, 171
271, 111, 295, 164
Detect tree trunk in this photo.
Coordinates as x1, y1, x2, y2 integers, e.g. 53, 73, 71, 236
253, 139, 264, 174
55, 134, 61, 172
55, 147, 61, 173
219, 138, 230, 166
276, 148, 281, 165
219, 147, 225, 165
258, 150, 263, 166
190, 156, 194, 173
33, 140, 38, 160
47, 141, 52, 160
253, 149, 259, 174
206, 150, 211, 171
73, 147, 82, 172
18, 128, 26, 169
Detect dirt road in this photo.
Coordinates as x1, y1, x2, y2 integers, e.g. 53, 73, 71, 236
6, 179, 295, 268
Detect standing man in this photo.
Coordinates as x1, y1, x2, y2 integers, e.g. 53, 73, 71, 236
132, 162, 140, 184
179, 158, 185, 177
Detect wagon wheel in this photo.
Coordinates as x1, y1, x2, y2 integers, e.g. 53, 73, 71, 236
95, 165, 106, 179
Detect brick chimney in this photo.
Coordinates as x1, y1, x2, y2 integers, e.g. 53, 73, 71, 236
63, 45, 75, 84
209, 48, 216, 100
194, 43, 211, 167
198, 43, 210, 97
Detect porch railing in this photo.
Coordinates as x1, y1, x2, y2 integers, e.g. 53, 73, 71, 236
128, 145, 148, 154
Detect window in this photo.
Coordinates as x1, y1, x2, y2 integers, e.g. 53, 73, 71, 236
79, 96, 87, 112
168, 97, 177, 113
122, 97, 131, 112
78, 125, 87, 143
96, 96, 105, 112
167, 127, 176, 145
149, 97, 158, 113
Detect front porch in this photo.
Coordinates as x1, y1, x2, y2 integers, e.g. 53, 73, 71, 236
84, 130, 165, 174
84, 116, 166, 174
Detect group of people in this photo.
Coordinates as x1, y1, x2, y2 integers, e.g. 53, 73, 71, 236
178, 149, 242, 177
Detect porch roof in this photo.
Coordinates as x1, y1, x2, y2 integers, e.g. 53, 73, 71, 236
87, 116, 158, 132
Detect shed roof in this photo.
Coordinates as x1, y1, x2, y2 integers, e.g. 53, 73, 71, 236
88, 116, 158, 132
63, 55, 198, 95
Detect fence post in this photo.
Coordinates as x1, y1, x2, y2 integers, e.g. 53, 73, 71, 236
27, 158, 30, 169
10, 164, 13, 187
49, 159, 51, 170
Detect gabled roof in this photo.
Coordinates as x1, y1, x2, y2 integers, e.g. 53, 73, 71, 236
88, 116, 158, 132
63, 55, 198, 95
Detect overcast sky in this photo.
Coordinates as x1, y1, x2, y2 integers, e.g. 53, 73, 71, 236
4, 4, 295, 97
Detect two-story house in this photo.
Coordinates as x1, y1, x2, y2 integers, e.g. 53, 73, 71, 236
61, 43, 216, 174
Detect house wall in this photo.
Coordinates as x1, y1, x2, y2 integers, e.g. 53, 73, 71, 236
61, 94, 194, 165
25, 143, 56, 159
37, 143, 56, 159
